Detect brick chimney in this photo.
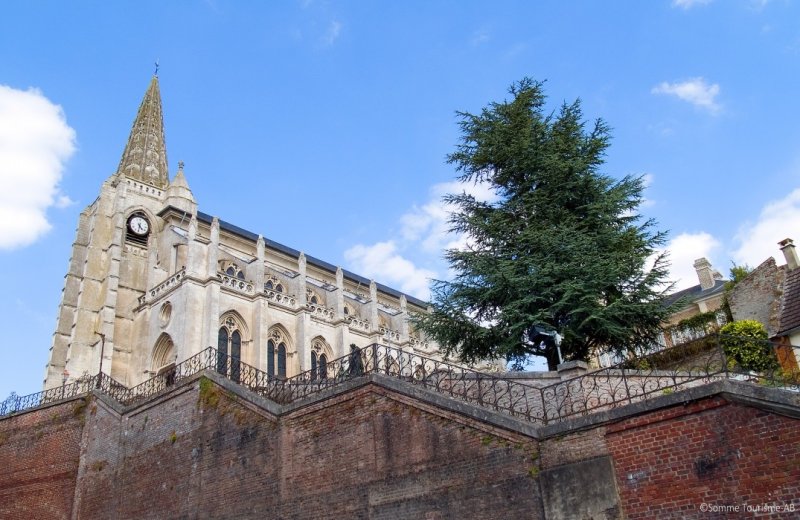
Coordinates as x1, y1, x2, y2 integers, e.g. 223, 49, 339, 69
779, 238, 798, 270
693, 257, 715, 290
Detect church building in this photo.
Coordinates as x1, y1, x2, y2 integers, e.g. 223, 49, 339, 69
43, 75, 437, 390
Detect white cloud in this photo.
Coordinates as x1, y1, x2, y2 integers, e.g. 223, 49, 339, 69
663, 232, 722, 291
343, 180, 498, 300
55, 195, 75, 208
399, 180, 498, 253
640, 173, 656, 208
672, 0, 712, 8
322, 20, 342, 45
471, 29, 490, 46
731, 188, 800, 267
651, 77, 721, 113
344, 241, 436, 300
0, 85, 76, 250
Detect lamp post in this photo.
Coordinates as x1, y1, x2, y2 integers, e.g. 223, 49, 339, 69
61, 368, 69, 399
96, 332, 106, 389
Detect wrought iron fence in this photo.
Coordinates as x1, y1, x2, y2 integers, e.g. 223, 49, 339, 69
2, 335, 797, 424
539, 334, 799, 422
0, 375, 99, 416
121, 347, 219, 405
267, 344, 549, 421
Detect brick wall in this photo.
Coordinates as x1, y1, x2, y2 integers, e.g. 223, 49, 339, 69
279, 387, 541, 519
1, 375, 798, 519
539, 426, 608, 469
73, 383, 283, 518
606, 396, 800, 519
71, 378, 542, 519
0, 400, 87, 520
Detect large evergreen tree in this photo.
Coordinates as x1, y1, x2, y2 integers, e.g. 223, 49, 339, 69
415, 79, 674, 370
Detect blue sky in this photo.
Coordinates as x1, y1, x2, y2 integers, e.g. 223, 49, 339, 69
1, 0, 799, 398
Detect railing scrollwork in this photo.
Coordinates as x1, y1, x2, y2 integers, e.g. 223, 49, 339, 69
3, 335, 797, 425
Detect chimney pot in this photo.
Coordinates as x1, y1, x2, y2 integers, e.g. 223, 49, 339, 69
693, 257, 716, 290
779, 238, 799, 270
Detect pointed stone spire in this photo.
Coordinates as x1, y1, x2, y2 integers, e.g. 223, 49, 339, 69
116, 76, 169, 189
166, 161, 196, 213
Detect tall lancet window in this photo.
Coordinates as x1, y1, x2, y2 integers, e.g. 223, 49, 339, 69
310, 338, 331, 381
267, 328, 289, 379
217, 315, 244, 383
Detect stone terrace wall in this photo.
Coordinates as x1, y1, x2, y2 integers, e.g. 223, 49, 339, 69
0, 400, 87, 520
71, 376, 542, 519
1, 374, 799, 519
72, 383, 279, 519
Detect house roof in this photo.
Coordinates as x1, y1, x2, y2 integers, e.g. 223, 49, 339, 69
777, 267, 800, 335
663, 279, 726, 309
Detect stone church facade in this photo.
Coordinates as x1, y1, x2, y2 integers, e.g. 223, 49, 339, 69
43, 76, 436, 390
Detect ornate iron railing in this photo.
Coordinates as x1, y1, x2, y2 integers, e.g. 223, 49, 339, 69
266, 344, 551, 420
0, 375, 99, 416
538, 335, 799, 422
2, 335, 797, 424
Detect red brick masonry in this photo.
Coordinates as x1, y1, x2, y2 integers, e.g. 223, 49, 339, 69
0, 375, 798, 519
607, 396, 800, 519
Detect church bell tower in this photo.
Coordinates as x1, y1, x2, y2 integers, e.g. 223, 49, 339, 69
44, 75, 195, 389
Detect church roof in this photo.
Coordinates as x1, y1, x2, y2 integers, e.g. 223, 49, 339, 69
116, 76, 169, 189
193, 210, 429, 309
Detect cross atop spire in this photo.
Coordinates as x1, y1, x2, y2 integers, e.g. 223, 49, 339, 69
116, 75, 169, 189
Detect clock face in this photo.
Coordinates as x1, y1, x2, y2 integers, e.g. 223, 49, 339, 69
129, 216, 150, 235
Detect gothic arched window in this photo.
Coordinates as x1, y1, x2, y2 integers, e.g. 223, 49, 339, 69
221, 262, 246, 281
218, 315, 244, 383
277, 343, 286, 378
267, 339, 274, 377
311, 351, 328, 380
267, 328, 289, 380
310, 338, 331, 381
306, 288, 322, 306
265, 278, 284, 293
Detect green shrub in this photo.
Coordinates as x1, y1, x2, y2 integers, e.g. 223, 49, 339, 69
719, 320, 778, 372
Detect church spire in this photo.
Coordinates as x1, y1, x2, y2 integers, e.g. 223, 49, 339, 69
116, 75, 169, 189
